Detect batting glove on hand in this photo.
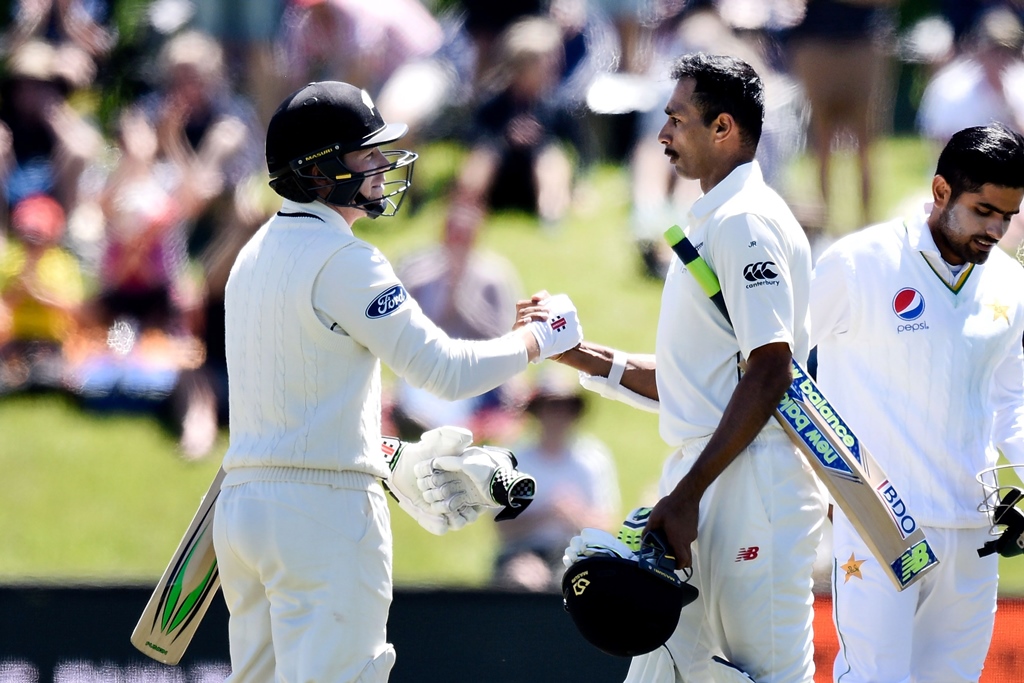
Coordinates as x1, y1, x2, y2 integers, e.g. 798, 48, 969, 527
562, 528, 637, 569
526, 293, 583, 363
382, 426, 475, 535
415, 445, 536, 521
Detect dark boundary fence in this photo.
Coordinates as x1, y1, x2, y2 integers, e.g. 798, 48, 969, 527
4, 587, 1022, 682
0, 585, 629, 682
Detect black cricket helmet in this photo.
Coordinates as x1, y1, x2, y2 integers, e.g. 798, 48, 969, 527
977, 464, 1024, 558
562, 530, 699, 657
265, 81, 416, 217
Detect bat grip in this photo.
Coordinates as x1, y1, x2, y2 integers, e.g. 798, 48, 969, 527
664, 225, 732, 324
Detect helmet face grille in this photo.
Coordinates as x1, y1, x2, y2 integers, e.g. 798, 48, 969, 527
277, 149, 417, 217
561, 556, 695, 657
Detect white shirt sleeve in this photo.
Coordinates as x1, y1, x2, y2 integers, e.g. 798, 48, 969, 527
809, 243, 852, 348
713, 214, 796, 358
992, 339, 1024, 466
312, 242, 528, 401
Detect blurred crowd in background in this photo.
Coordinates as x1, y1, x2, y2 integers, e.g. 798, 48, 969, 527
3, 0, 1024, 589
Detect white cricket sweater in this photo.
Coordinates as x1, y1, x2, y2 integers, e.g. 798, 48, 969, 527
810, 212, 1024, 528
222, 200, 528, 481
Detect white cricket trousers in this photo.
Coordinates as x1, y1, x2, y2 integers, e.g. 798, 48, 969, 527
625, 429, 827, 683
831, 510, 998, 682
213, 472, 396, 683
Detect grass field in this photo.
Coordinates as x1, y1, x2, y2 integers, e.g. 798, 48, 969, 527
4, 136, 1024, 593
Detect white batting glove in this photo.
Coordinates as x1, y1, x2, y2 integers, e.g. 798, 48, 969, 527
391, 492, 480, 535
526, 293, 583, 363
381, 426, 474, 535
562, 528, 637, 569
415, 445, 536, 521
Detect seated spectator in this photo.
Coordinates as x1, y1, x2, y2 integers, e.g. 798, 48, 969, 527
546, 0, 620, 113
277, 0, 444, 98
937, 0, 1024, 50
87, 108, 196, 335
917, 6, 1024, 144
454, 16, 581, 224
493, 366, 620, 592
457, 0, 543, 87
389, 196, 525, 443
904, 7, 1024, 259
0, 193, 84, 395
0, 39, 103, 211
589, 0, 649, 75
188, 0, 286, 125
2, 0, 114, 67
374, 7, 479, 144
135, 30, 264, 258
68, 108, 215, 459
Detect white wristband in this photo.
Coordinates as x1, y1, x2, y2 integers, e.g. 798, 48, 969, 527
607, 350, 627, 388
578, 371, 660, 413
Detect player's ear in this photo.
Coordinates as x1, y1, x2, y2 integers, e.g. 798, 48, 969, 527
932, 174, 952, 210
712, 113, 732, 141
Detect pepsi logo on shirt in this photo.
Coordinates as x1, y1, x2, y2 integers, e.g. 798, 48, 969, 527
892, 288, 925, 321
892, 287, 929, 333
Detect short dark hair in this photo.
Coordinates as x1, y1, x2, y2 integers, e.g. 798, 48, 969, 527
669, 53, 764, 150
936, 123, 1024, 202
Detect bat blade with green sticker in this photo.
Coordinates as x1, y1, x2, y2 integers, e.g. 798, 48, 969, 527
131, 468, 225, 664
664, 225, 938, 591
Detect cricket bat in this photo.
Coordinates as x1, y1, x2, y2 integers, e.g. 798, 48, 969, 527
664, 225, 938, 591
131, 468, 225, 664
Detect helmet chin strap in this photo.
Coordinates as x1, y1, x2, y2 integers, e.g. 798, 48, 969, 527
298, 149, 414, 217
354, 192, 388, 219
313, 188, 386, 218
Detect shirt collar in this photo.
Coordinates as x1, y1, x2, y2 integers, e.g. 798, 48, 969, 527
905, 202, 938, 255
279, 198, 353, 235
689, 160, 762, 221
907, 201, 975, 288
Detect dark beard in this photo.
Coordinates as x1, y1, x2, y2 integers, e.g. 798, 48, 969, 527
933, 208, 987, 265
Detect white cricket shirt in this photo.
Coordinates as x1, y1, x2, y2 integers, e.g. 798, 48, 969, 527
223, 199, 528, 479
811, 209, 1024, 528
655, 161, 812, 445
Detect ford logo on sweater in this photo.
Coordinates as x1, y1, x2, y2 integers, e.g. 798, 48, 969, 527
366, 285, 409, 319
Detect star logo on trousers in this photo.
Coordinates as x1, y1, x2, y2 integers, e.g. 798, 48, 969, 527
840, 553, 866, 583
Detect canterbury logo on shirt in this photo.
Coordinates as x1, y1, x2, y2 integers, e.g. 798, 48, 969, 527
365, 285, 409, 319
743, 261, 779, 288
743, 261, 778, 281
